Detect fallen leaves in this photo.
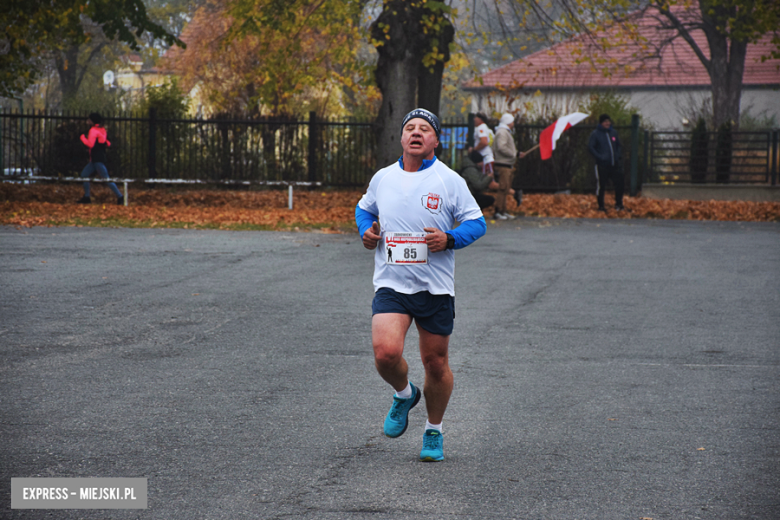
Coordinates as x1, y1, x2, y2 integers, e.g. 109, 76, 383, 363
1, 184, 779, 231
0, 184, 361, 232
504, 193, 780, 222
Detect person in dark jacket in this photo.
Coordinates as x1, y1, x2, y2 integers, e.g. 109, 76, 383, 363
588, 114, 626, 212
459, 151, 499, 211
77, 112, 124, 205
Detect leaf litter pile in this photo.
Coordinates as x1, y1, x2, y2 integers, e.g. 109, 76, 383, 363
1, 184, 778, 231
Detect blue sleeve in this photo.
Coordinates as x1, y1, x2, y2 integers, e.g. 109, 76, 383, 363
447, 216, 486, 250
355, 203, 378, 238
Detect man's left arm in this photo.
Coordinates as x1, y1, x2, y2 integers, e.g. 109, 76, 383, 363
448, 178, 487, 249
425, 176, 487, 252
424, 217, 486, 253
447, 218, 487, 250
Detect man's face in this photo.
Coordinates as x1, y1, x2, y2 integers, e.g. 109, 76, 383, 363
601, 119, 612, 129
474, 116, 484, 126
401, 118, 439, 158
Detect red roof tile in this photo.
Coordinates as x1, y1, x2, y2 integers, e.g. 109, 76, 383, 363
464, 7, 780, 91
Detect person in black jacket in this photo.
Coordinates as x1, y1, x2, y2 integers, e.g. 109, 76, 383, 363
588, 114, 626, 212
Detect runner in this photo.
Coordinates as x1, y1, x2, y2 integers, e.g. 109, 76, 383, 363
355, 108, 487, 462
76, 112, 124, 205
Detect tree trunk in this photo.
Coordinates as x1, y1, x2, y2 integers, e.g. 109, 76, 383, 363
372, 1, 422, 169
699, 2, 747, 130
417, 20, 454, 116
54, 41, 107, 108
374, 54, 420, 168
54, 46, 81, 105
705, 37, 746, 130
371, 0, 453, 170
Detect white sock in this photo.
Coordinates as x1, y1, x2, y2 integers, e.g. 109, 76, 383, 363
394, 382, 412, 399
425, 420, 443, 433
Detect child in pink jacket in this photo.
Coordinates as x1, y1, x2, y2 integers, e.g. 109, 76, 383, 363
77, 112, 124, 205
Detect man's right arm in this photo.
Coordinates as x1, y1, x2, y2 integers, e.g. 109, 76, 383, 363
355, 204, 382, 250
355, 203, 377, 238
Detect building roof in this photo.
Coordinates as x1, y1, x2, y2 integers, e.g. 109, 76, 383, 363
464, 7, 780, 91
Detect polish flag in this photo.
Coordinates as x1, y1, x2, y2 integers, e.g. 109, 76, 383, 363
539, 112, 589, 160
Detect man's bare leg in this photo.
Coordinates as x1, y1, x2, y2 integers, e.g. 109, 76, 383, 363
416, 324, 452, 424
372, 313, 413, 392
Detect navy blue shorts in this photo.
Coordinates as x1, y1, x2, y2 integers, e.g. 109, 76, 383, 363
372, 288, 455, 336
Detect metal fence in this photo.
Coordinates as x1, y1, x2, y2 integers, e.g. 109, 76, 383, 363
647, 130, 779, 185
512, 124, 779, 192
0, 110, 469, 187
5, 110, 774, 191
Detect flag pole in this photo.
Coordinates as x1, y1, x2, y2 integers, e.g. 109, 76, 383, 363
521, 143, 540, 155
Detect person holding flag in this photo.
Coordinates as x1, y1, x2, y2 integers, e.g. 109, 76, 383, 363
492, 113, 520, 220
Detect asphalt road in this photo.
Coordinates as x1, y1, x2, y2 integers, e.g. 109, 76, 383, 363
1, 218, 778, 520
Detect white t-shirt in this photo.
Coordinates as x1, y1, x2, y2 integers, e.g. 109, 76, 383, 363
358, 158, 483, 296
475, 123, 494, 163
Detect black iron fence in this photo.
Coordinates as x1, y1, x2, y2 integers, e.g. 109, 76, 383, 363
512, 123, 779, 192
0, 110, 468, 187
647, 130, 779, 185
3, 110, 776, 190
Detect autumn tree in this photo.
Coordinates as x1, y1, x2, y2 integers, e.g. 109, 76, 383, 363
167, 0, 376, 118
493, 0, 779, 130
651, 0, 778, 129
1, 0, 183, 100
194, 0, 455, 164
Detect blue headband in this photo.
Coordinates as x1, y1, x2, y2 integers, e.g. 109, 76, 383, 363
401, 108, 441, 138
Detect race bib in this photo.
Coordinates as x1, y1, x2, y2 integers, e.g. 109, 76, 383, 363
385, 232, 428, 265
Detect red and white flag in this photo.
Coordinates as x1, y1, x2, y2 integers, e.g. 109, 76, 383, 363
539, 112, 589, 160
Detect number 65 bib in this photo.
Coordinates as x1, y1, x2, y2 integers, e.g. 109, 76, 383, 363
385, 232, 428, 265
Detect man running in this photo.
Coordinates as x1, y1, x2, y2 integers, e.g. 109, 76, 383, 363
355, 108, 487, 462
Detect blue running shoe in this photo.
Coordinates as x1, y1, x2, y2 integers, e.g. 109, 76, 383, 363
383, 382, 421, 438
419, 429, 444, 462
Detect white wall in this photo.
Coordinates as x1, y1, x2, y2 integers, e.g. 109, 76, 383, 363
628, 88, 780, 129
